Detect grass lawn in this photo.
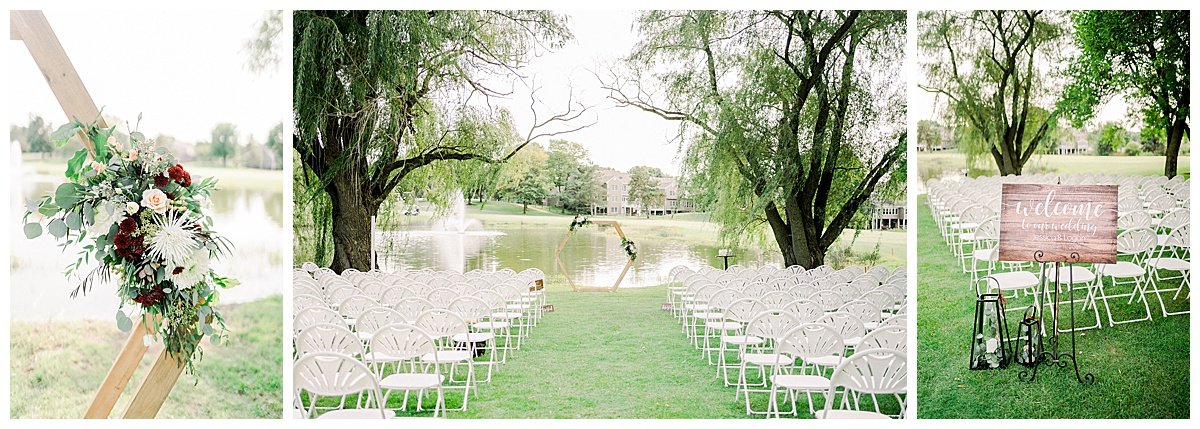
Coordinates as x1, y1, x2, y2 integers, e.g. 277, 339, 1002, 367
11, 295, 283, 418
303, 285, 902, 418
918, 152, 1190, 182
916, 196, 1190, 418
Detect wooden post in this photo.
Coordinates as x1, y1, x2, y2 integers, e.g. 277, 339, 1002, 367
84, 320, 152, 418
12, 10, 192, 419
10, 10, 104, 152
122, 350, 189, 418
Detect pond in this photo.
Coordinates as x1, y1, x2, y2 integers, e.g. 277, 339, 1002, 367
9, 160, 286, 321
374, 219, 780, 288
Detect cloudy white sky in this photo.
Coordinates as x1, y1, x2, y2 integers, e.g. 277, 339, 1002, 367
473, 11, 685, 174
8, 10, 288, 145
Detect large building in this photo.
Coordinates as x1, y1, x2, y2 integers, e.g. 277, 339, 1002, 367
593, 170, 695, 216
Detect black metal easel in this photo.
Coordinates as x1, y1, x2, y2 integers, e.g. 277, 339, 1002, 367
1018, 251, 1096, 385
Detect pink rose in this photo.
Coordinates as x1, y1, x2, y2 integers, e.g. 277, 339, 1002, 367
125, 149, 138, 162
141, 189, 169, 214
91, 161, 105, 173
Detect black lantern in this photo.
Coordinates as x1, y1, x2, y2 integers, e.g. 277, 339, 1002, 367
970, 293, 1010, 370
1014, 306, 1043, 367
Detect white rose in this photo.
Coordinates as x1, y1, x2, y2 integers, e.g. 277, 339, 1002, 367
125, 202, 140, 215
88, 206, 117, 235
141, 189, 170, 214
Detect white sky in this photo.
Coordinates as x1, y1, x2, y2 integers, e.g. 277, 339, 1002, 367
481, 11, 684, 174
8, 10, 288, 144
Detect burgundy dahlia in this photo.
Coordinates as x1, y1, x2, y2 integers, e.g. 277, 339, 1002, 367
119, 217, 137, 232
154, 175, 169, 187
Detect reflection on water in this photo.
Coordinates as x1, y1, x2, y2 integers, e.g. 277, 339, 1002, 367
376, 223, 779, 288
10, 162, 285, 321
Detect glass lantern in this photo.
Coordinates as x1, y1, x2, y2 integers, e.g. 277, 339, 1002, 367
1014, 306, 1043, 367
970, 293, 1010, 370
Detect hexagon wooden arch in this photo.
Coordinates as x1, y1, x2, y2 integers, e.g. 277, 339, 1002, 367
554, 220, 634, 292
11, 10, 191, 419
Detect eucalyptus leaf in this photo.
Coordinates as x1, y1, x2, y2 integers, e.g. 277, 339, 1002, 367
64, 211, 83, 230
23, 223, 42, 239
47, 219, 68, 238
54, 183, 83, 208
115, 311, 133, 332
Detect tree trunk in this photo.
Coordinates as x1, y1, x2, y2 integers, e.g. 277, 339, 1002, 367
327, 177, 377, 273
522, 202, 528, 214
1163, 118, 1188, 178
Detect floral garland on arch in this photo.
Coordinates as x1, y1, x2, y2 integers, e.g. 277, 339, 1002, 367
567, 215, 638, 260
21, 118, 237, 373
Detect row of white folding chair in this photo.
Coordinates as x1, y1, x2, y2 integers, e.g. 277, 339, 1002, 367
713, 310, 906, 417
295, 307, 508, 419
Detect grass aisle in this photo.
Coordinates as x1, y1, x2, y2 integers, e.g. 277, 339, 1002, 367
916, 196, 1189, 418
455, 285, 772, 418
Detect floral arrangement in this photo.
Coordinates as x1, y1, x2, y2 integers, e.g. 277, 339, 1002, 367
620, 237, 639, 261
22, 118, 237, 372
568, 215, 592, 232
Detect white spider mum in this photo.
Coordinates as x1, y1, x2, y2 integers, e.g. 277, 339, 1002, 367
148, 212, 199, 267
171, 247, 210, 289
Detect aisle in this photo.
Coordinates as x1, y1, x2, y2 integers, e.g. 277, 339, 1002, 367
455, 285, 761, 418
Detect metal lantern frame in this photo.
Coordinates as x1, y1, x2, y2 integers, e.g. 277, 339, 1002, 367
969, 293, 1011, 370
1013, 305, 1044, 368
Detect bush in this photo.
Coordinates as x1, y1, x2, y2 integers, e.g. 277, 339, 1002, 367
1123, 141, 1142, 156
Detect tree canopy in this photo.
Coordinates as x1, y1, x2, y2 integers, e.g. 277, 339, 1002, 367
605, 10, 906, 268
1060, 10, 1189, 177
919, 10, 1070, 175
293, 11, 590, 271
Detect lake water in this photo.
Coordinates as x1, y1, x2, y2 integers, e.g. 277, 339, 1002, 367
9, 161, 286, 322
374, 222, 780, 288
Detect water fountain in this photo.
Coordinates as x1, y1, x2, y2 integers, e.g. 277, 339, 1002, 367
376, 189, 503, 273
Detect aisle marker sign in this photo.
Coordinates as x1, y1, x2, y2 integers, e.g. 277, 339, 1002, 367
998, 184, 1118, 264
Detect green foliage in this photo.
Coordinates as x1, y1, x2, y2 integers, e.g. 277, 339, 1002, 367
1060, 10, 1189, 176
615, 10, 906, 267
545, 139, 600, 214
919, 11, 1069, 175
1139, 123, 1167, 155
12, 115, 54, 154
265, 122, 284, 162
512, 169, 549, 214
209, 123, 238, 167
627, 168, 665, 217
1096, 122, 1131, 156
292, 11, 576, 269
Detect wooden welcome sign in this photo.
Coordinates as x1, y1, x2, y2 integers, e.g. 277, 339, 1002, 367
12, 10, 189, 419
998, 183, 1118, 264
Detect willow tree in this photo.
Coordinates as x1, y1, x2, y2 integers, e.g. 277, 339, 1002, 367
919, 11, 1069, 175
1060, 10, 1190, 177
605, 10, 906, 268
294, 11, 589, 271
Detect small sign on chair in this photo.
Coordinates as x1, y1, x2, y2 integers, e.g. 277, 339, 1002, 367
998, 184, 1118, 263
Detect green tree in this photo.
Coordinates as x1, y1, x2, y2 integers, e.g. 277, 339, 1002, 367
546, 139, 590, 212
629, 165, 665, 178
265, 122, 284, 169
495, 143, 548, 200
917, 120, 941, 151
1096, 122, 1131, 156
1140, 123, 1166, 155
1060, 10, 1189, 177
15, 115, 54, 156
513, 169, 550, 214
606, 10, 906, 268
293, 11, 588, 271
627, 168, 665, 218
919, 11, 1069, 175
210, 123, 239, 167
560, 164, 600, 214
